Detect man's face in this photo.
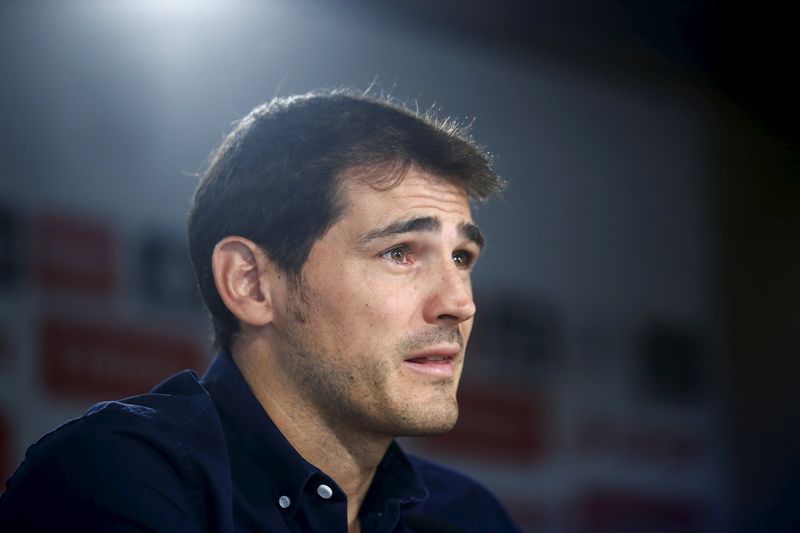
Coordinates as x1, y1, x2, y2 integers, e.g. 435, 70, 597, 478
270, 167, 482, 438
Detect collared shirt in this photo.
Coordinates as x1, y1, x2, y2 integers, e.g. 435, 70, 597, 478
0, 352, 520, 532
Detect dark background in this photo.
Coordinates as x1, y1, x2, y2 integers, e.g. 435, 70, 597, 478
0, 1, 797, 532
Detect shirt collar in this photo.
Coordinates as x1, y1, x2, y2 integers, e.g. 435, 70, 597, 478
202, 351, 317, 514
201, 351, 428, 515
366, 441, 429, 508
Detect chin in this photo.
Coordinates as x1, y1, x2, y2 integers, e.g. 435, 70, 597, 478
396, 404, 459, 437
399, 421, 458, 437
410, 422, 458, 437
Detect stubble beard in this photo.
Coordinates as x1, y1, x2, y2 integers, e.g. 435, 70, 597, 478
276, 285, 464, 438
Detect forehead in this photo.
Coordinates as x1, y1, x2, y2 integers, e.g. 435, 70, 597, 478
340, 167, 473, 222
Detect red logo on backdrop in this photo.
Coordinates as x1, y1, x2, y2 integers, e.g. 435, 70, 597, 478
419, 383, 549, 463
575, 417, 701, 466
578, 488, 706, 532
32, 212, 115, 296
39, 318, 207, 400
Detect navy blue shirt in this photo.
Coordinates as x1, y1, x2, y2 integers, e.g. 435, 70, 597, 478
1, 352, 520, 532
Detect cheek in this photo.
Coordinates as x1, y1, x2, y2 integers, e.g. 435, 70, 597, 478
358, 276, 426, 327
306, 271, 388, 334
305, 261, 426, 337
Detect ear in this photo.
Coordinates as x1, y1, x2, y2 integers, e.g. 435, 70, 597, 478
211, 236, 275, 328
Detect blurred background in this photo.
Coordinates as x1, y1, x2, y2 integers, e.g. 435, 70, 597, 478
0, 1, 797, 531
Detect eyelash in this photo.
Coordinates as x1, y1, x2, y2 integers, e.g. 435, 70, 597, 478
380, 244, 476, 269
382, 244, 413, 265
451, 250, 475, 269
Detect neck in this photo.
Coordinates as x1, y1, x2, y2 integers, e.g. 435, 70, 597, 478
233, 342, 391, 530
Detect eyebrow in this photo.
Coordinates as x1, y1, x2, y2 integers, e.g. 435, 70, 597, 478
357, 216, 485, 250
459, 221, 485, 250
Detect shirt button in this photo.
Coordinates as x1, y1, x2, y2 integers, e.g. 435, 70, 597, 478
278, 495, 291, 508
316, 484, 333, 499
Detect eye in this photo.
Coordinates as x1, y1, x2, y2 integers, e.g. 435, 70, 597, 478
452, 250, 474, 269
382, 245, 412, 264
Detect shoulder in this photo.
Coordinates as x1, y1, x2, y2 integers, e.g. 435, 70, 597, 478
29, 370, 225, 466
0, 371, 230, 531
407, 454, 521, 533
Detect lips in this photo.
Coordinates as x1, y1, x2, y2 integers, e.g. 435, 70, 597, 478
406, 354, 450, 363
402, 346, 459, 378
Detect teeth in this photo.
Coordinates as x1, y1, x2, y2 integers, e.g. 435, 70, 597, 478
425, 356, 445, 361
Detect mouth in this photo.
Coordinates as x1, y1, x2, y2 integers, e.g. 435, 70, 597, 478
402, 346, 460, 378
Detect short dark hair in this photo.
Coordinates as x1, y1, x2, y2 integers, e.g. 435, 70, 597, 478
188, 89, 503, 352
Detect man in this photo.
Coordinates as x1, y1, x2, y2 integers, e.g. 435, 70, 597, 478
0, 90, 519, 532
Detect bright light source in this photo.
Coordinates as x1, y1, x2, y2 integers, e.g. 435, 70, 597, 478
95, 0, 230, 22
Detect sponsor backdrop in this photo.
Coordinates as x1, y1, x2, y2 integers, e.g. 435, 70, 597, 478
1, 2, 797, 532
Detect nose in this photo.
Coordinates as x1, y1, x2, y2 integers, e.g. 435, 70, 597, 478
423, 260, 477, 325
